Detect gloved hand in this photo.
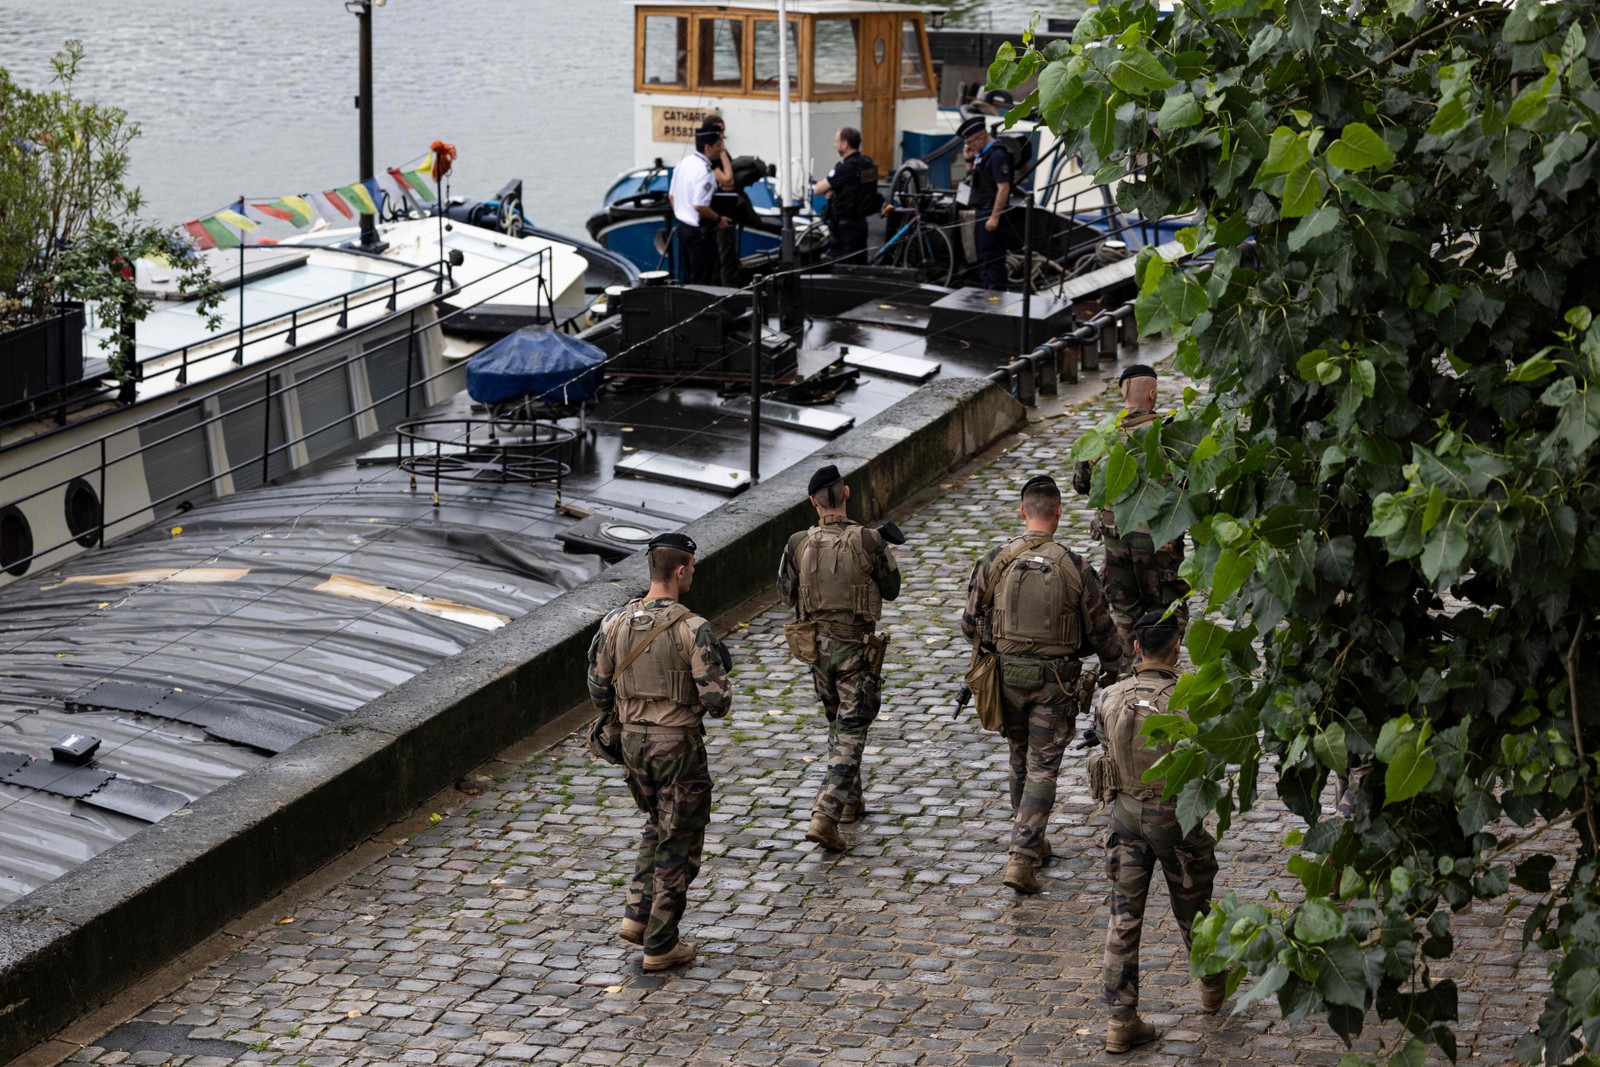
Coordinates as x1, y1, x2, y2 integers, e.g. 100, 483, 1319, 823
717, 640, 734, 672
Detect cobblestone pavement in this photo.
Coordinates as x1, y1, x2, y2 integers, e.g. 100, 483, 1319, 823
57, 369, 1559, 1067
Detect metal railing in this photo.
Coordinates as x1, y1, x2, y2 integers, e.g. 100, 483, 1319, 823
986, 301, 1138, 405
0, 246, 557, 577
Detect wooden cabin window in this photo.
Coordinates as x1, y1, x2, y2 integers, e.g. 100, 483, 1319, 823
696, 17, 746, 91
640, 14, 689, 88
900, 18, 931, 93
752, 18, 800, 94
811, 17, 861, 95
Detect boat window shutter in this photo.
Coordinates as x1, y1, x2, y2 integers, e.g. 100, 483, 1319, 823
219, 377, 289, 493
294, 357, 357, 462
139, 402, 216, 516
363, 331, 423, 430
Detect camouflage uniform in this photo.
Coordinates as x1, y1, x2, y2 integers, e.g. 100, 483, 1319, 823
1094, 661, 1222, 1014
962, 531, 1125, 863
778, 517, 901, 821
588, 596, 732, 955
1094, 408, 1190, 661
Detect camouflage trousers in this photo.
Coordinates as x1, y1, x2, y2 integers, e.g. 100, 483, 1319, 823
621, 727, 713, 954
1100, 525, 1190, 658
1102, 793, 1220, 1011
1000, 655, 1080, 861
810, 634, 882, 821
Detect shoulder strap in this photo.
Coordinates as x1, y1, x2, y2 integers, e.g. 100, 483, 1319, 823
612, 604, 691, 678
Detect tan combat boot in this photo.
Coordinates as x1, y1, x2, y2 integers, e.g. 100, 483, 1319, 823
618, 918, 645, 945
1106, 1011, 1158, 1054
642, 940, 697, 971
1003, 854, 1041, 894
806, 813, 847, 851
839, 798, 869, 823
1038, 836, 1053, 865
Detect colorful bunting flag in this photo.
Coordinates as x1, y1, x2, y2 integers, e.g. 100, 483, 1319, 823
214, 208, 258, 232
391, 166, 437, 202
251, 198, 314, 227
183, 217, 242, 250
335, 183, 377, 216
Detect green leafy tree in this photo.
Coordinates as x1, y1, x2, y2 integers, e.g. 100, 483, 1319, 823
996, 1, 1600, 1063
1, 41, 216, 382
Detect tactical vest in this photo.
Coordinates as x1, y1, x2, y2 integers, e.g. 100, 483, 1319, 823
799, 520, 880, 625
1101, 667, 1181, 799
829, 154, 881, 221
609, 600, 697, 706
989, 536, 1083, 657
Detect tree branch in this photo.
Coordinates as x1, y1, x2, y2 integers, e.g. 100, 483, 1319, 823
1567, 617, 1598, 852
1354, 6, 1507, 80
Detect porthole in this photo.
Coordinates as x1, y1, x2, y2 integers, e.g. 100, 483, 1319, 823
0, 506, 33, 577
64, 477, 102, 548
874, 36, 887, 65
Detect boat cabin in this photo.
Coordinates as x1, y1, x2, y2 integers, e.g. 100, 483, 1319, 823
629, 1, 941, 183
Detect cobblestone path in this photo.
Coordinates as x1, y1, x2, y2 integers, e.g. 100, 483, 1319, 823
61, 372, 1557, 1067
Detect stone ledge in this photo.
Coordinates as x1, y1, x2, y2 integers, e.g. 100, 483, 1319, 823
0, 377, 1024, 1061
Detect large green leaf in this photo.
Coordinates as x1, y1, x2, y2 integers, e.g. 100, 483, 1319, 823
1315, 941, 1371, 1009
1384, 739, 1438, 804
1326, 122, 1394, 171
1209, 548, 1253, 607
1313, 722, 1348, 772
1157, 91, 1203, 130
1186, 617, 1227, 664
1257, 126, 1311, 177
1294, 898, 1347, 944
1104, 445, 1138, 502
1107, 44, 1176, 94
1281, 164, 1324, 218
1288, 206, 1341, 251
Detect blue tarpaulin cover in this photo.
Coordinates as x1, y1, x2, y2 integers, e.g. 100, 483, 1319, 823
466, 326, 605, 405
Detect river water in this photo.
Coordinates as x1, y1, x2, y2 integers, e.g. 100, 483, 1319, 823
0, 1, 1077, 242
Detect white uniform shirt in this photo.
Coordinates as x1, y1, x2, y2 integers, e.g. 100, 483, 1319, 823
669, 152, 716, 227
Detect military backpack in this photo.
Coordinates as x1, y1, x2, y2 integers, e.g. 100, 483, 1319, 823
988, 539, 1083, 657
610, 601, 697, 706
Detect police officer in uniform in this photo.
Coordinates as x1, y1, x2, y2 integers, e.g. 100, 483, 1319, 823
667, 129, 732, 285
586, 532, 732, 971
958, 115, 1013, 291
1092, 611, 1225, 1052
777, 464, 901, 852
700, 114, 743, 286
1077, 364, 1190, 664
961, 475, 1125, 894
814, 126, 879, 265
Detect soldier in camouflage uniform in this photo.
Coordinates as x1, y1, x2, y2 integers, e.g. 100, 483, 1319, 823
777, 464, 901, 853
1078, 364, 1190, 663
1093, 611, 1224, 1053
587, 532, 732, 972
961, 475, 1126, 894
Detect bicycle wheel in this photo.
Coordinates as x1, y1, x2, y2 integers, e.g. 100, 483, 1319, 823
887, 222, 955, 287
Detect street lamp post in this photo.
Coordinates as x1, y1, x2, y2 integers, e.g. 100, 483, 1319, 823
346, 0, 386, 252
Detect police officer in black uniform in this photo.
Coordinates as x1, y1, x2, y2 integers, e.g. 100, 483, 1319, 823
814, 126, 879, 265
958, 115, 1014, 291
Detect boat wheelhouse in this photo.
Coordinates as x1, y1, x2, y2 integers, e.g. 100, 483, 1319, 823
629, 1, 940, 180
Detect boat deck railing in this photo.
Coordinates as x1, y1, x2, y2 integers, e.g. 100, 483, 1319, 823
0, 246, 556, 579
0, 245, 560, 450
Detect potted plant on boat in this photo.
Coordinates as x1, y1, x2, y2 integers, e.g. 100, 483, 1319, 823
0, 40, 217, 412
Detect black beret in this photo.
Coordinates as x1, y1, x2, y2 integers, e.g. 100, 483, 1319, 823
1020, 474, 1058, 498
957, 115, 987, 139
648, 532, 697, 554
808, 464, 843, 496
1119, 364, 1158, 384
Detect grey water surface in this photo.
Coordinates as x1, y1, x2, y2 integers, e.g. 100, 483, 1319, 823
0, 0, 1077, 242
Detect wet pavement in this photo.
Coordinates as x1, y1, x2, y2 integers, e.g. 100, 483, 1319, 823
37, 366, 1561, 1067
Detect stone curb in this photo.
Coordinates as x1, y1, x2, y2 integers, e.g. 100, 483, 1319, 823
0, 377, 1025, 1061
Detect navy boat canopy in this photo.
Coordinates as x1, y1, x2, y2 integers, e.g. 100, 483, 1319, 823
466, 326, 606, 405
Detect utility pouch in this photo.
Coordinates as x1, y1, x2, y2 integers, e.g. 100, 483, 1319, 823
1088, 513, 1104, 539
966, 649, 1005, 732
784, 619, 819, 664
1000, 658, 1045, 689
587, 710, 623, 766
666, 669, 695, 705
864, 632, 889, 675
1086, 748, 1119, 804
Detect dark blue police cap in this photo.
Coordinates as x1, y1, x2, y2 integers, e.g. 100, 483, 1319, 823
808, 464, 843, 496
957, 115, 987, 139
648, 532, 697, 554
